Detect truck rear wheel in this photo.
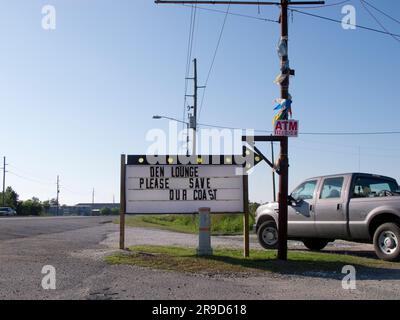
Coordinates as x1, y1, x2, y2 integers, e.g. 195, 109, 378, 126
373, 223, 400, 262
257, 221, 278, 250
302, 239, 329, 251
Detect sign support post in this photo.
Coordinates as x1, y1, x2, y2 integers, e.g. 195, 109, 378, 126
197, 207, 213, 256
120, 154, 126, 250
243, 174, 250, 258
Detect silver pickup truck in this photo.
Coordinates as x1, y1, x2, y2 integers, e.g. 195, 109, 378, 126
254, 173, 400, 261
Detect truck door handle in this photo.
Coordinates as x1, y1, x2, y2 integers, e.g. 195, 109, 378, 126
337, 204, 342, 210
309, 205, 313, 211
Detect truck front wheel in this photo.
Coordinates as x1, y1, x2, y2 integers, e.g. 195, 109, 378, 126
373, 223, 400, 262
302, 239, 329, 251
257, 221, 278, 249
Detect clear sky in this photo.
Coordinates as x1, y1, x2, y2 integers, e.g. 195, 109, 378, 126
1, 0, 399, 205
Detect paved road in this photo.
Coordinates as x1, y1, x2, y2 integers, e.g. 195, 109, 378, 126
0, 216, 400, 300
0, 216, 113, 241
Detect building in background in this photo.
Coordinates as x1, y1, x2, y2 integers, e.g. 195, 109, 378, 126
75, 203, 120, 215
48, 205, 92, 216
47, 203, 120, 216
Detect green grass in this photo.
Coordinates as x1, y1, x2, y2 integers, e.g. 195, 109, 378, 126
115, 214, 255, 235
105, 245, 400, 275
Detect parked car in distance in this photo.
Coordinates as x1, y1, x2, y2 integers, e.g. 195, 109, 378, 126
0, 207, 17, 217
255, 173, 400, 261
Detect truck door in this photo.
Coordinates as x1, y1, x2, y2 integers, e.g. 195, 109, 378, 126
288, 179, 319, 237
314, 176, 348, 238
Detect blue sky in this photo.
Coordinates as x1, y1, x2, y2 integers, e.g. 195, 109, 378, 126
1, 0, 399, 205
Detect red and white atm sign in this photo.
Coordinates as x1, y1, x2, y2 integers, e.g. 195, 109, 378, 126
274, 120, 299, 137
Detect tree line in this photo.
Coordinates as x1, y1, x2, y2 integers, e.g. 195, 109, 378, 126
0, 187, 120, 216
0, 187, 56, 216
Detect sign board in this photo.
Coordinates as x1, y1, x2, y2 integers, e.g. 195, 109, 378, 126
120, 151, 260, 255
125, 163, 244, 214
274, 120, 299, 137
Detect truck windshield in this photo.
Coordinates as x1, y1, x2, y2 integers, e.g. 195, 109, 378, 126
353, 176, 399, 198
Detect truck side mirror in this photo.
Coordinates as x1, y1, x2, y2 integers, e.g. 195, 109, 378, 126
288, 195, 297, 206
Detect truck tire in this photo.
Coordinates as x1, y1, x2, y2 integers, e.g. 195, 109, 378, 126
373, 223, 400, 262
302, 239, 329, 251
257, 221, 278, 250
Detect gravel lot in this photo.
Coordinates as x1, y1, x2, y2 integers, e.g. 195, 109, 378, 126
0, 216, 399, 300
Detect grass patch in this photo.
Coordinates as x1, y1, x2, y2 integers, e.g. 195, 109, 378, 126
105, 245, 399, 276
115, 214, 254, 235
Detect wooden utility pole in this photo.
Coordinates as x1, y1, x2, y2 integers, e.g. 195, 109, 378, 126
186, 58, 205, 155
271, 141, 276, 202
56, 175, 60, 216
277, 0, 289, 260
155, 0, 324, 261
193, 58, 198, 155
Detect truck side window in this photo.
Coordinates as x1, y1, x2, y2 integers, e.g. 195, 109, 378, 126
353, 177, 398, 198
320, 177, 344, 199
291, 180, 317, 201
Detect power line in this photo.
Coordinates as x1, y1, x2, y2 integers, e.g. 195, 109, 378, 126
291, 8, 400, 38
8, 164, 55, 185
7, 171, 55, 187
61, 185, 91, 196
182, 3, 279, 22
299, 131, 400, 136
183, 5, 198, 129
197, 122, 400, 135
290, 0, 350, 9
290, 143, 400, 159
299, 137, 400, 152
360, 0, 400, 25
7, 168, 89, 196
8, 165, 101, 200
198, 4, 231, 120
359, 0, 400, 44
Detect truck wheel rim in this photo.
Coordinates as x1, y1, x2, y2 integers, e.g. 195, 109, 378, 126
262, 227, 278, 246
378, 231, 398, 255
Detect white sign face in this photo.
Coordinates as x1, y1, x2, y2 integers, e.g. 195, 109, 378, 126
125, 165, 244, 214
274, 120, 299, 137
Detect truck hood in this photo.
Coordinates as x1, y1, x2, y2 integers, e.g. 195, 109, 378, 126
255, 202, 279, 218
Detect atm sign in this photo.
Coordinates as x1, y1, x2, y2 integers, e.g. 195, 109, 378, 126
274, 120, 299, 137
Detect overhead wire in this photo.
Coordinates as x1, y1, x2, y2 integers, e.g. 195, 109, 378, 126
183, 4, 198, 130
290, 0, 351, 9
182, 3, 279, 23
360, 0, 400, 25
7, 171, 55, 187
359, 0, 400, 44
197, 121, 400, 135
7, 164, 55, 185
290, 8, 400, 38
8, 164, 91, 197
198, 3, 231, 120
